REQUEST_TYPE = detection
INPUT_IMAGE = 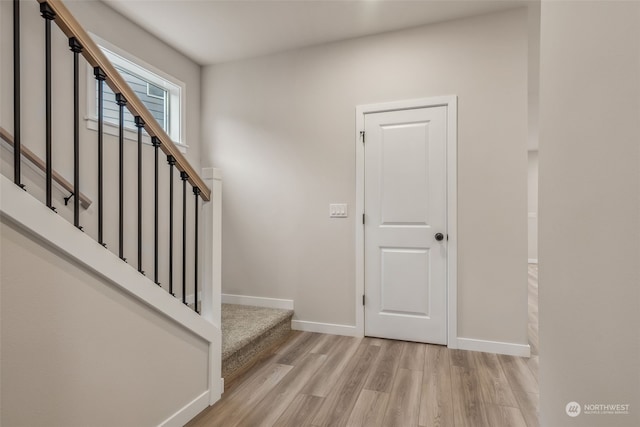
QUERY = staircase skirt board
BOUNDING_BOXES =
[222,304,294,383]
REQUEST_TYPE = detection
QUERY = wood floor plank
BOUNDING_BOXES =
[449,349,485,427]
[398,341,426,371]
[450,365,488,427]
[302,336,362,397]
[234,353,328,427]
[472,351,519,407]
[309,334,341,355]
[513,389,539,427]
[527,355,539,380]
[274,330,304,354]
[381,368,423,426]
[312,340,381,427]
[221,351,283,397]
[186,363,293,427]
[483,403,528,427]
[346,389,390,427]
[367,338,388,347]
[528,264,539,356]
[276,332,323,365]
[272,394,325,427]
[419,345,454,427]
[364,339,403,393]
[449,348,469,369]
[498,354,538,394]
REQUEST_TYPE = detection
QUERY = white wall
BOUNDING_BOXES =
[0,219,209,427]
[528,150,538,262]
[527,2,540,151]
[0,0,202,296]
[202,8,529,346]
[539,1,640,426]
[527,2,539,263]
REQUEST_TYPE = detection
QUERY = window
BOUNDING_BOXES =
[86,36,186,150]
[101,65,168,131]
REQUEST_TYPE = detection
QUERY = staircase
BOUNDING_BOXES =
[222,304,294,385]
[2,0,295,422]
[1,1,221,426]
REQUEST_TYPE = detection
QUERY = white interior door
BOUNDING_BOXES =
[364,106,448,344]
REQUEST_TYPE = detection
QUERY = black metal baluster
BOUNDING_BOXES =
[69,37,83,229]
[41,2,55,210]
[135,117,145,274]
[193,187,200,313]
[167,155,176,296]
[94,67,106,246]
[152,137,161,285]
[115,93,126,261]
[181,171,188,305]
[13,0,23,188]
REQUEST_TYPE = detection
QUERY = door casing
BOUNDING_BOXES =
[355,96,458,349]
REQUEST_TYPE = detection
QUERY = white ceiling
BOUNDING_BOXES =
[102,0,529,65]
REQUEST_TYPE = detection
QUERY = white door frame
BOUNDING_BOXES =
[355,96,458,348]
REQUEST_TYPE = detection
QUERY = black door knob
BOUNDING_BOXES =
[435,233,444,241]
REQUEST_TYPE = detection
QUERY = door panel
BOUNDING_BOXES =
[380,122,430,225]
[364,106,447,344]
[380,248,430,316]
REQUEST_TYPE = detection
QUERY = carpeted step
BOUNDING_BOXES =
[221,304,293,383]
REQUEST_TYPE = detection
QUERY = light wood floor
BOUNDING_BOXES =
[528,264,539,358]
[188,266,539,427]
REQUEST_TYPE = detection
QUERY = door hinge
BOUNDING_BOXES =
[362,294,365,306]
[360,131,365,143]
[362,213,365,225]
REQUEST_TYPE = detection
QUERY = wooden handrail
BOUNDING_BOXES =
[37,0,211,201]
[0,126,92,209]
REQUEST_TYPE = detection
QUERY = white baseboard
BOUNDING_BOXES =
[291,320,359,337]
[528,259,538,264]
[222,293,294,310]
[457,337,531,357]
[158,390,210,427]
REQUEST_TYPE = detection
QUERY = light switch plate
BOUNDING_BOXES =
[329,204,348,218]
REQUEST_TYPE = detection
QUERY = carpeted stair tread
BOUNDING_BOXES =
[222,304,293,362]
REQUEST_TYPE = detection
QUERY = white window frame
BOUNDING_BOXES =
[85,34,187,152]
